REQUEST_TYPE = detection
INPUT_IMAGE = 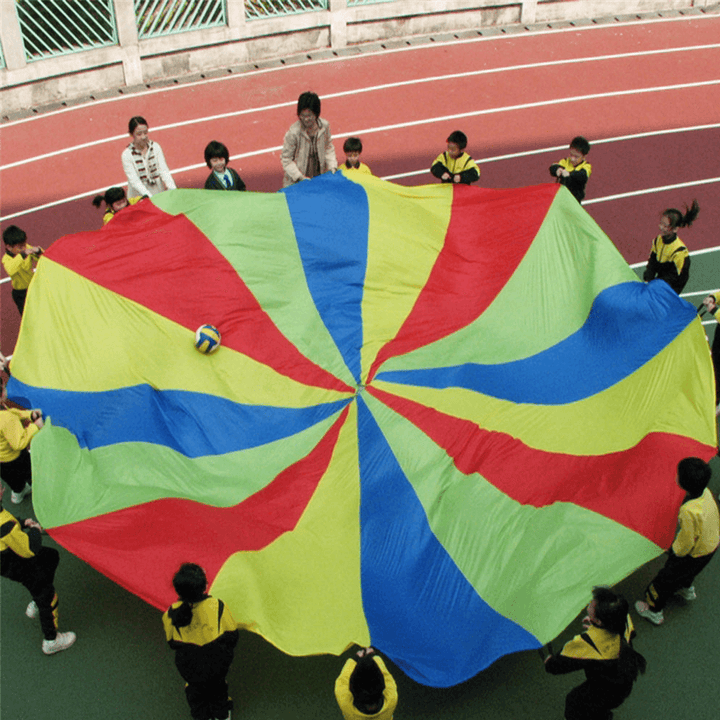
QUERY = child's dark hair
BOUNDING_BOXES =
[663,200,699,230]
[128,116,148,134]
[677,457,711,498]
[204,140,230,167]
[570,136,591,155]
[343,137,363,154]
[297,91,321,118]
[168,563,208,629]
[349,656,385,714]
[592,586,647,682]
[92,187,126,209]
[2,225,27,247]
[447,130,468,150]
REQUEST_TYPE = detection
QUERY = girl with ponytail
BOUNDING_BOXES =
[545,586,646,720]
[643,199,699,294]
[162,563,239,720]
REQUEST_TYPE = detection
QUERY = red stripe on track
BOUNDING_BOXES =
[45,200,352,392]
[368,184,555,382]
[368,387,716,548]
[47,406,349,609]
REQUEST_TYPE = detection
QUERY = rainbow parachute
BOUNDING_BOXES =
[8,173,716,686]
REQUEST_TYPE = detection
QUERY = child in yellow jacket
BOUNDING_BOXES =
[334,647,397,720]
[2,225,43,314]
[1,481,77,654]
[0,375,43,504]
[636,457,719,624]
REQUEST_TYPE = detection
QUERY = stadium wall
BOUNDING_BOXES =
[0,1,714,119]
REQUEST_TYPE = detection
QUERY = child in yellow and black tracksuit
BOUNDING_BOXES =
[163,563,239,720]
[643,200,699,295]
[431,130,480,185]
[545,586,646,720]
[1,374,43,504]
[334,646,398,720]
[549,136,592,203]
[2,225,43,315]
[636,457,719,625]
[0,482,76,654]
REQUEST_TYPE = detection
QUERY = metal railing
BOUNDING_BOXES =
[15,0,117,62]
[135,0,227,40]
[245,0,328,21]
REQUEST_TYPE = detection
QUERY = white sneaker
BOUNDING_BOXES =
[675,586,696,601]
[10,484,32,504]
[635,600,664,625]
[26,601,38,619]
[42,631,76,655]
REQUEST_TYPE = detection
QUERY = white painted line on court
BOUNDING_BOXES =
[3,43,720,171]
[2,13,718,129]
[629,244,720,269]
[586,177,720,206]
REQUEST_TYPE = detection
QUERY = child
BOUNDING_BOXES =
[430,131,480,184]
[92,187,144,225]
[0,375,43,504]
[701,291,720,414]
[204,141,246,191]
[341,137,371,174]
[636,457,719,625]
[163,563,239,720]
[642,200,699,294]
[549,136,592,203]
[121,116,176,198]
[334,646,397,720]
[545,586,646,720]
[1,477,77,655]
[2,225,43,315]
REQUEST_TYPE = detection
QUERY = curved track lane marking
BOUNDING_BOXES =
[2,13,717,129]
[3,43,719,172]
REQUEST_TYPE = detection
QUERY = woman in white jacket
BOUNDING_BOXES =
[121,116,176,198]
[281,92,337,188]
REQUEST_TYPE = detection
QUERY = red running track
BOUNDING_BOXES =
[2,14,720,351]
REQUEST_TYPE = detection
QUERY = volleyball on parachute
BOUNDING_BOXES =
[6,174,716,688]
[195,324,221,354]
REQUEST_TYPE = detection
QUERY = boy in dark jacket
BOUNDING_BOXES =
[204,141,246,191]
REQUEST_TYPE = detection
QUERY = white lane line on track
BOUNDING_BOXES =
[3,42,720,171]
[628,243,720,270]
[383,123,720,180]
[1,13,718,128]
[585,177,720,205]
[2,126,720,222]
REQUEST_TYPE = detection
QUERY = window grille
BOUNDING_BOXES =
[15,0,117,62]
[135,0,226,40]
[245,0,327,21]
